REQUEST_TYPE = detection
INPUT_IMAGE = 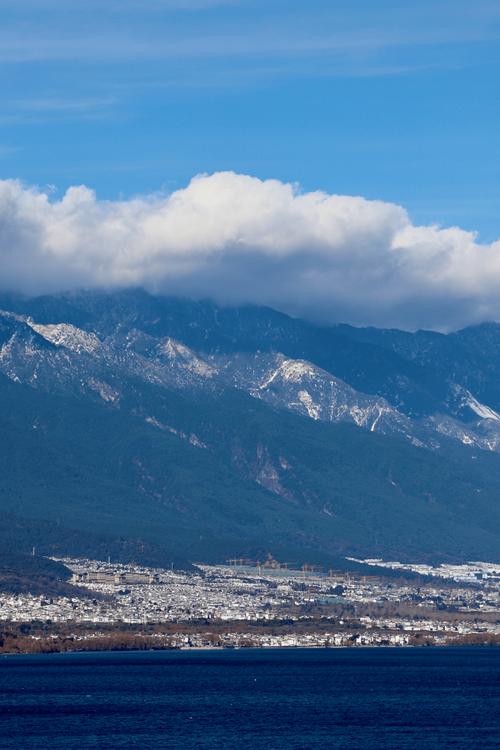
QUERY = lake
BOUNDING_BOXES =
[0,647,499,749]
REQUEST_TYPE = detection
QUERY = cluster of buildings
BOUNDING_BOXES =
[350,558,500,584]
[0,557,499,647]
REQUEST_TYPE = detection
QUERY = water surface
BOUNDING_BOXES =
[0,647,499,749]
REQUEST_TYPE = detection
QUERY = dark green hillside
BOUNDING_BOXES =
[1,368,500,566]
[0,374,324,567]
[0,551,76,596]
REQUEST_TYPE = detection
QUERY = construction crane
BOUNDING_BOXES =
[301,563,323,576]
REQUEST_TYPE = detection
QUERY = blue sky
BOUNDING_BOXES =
[0,0,499,239]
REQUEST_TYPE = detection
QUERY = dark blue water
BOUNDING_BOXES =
[0,647,499,749]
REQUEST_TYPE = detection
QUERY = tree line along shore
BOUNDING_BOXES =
[1,620,499,655]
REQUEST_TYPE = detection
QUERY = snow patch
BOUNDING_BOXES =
[88,379,119,403]
[29,322,100,354]
[466,393,500,422]
[145,417,208,449]
[370,406,392,432]
[157,338,215,377]
[298,389,321,420]
[259,358,317,389]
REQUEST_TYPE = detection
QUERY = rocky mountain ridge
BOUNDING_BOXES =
[2,296,500,454]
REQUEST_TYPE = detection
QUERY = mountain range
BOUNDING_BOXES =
[1,288,500,570]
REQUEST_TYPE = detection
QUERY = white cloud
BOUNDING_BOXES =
[1,171,499,331]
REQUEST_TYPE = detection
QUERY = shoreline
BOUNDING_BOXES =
[2,618,499,656]
[2,641,500,657]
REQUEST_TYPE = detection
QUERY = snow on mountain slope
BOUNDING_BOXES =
[465,392,500,422]
[5,303,500,456]
[0,316,114,399]
[0,313,218,409]
[213,351,413,436]
[213,349,500,452]
[424,412,500,452]
[254,355,412,434]
[28,321,101,354]
[107,328,217,388]
[155,337,216,378]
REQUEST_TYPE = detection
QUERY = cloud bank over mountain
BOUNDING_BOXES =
[0,171,499,330]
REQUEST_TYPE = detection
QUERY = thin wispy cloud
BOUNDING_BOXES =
[0,0,239,9]
[0,26,497,65]
[0,97,117,126]
[0,0,498,69]
[2,96,114,112]
[0,96,115,115]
